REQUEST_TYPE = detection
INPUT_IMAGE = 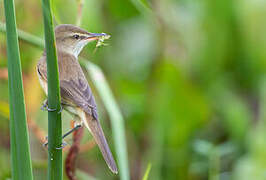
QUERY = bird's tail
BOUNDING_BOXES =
[83,113,118,174]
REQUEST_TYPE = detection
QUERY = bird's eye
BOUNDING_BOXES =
[73,34,79,39]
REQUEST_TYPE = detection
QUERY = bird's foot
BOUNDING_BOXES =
[43,137,68,149]
[40,100,49,111]
[42,123,81,149]
[55,141,68,149]
[43,136,48,147]
[57,105,63,114]
[41,99,63,114]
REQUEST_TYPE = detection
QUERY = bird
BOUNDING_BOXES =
[36,24,118,174]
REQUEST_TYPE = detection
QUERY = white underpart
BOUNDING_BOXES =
[72,40,89,58]
[76,108,91,132]
[64,106,90,131]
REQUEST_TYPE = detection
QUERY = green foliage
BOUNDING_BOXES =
[3,0,33,179]
[41,0,62,179]
[1,0,266,179]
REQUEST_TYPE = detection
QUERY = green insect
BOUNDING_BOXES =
[96,34,111,47]
[93,33,111,54]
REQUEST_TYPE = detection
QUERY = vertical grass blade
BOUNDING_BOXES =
[41,0,62,179]
[80,59,130,180]
[3,0,33,179]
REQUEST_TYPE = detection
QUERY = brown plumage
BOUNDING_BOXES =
[37,24,118,174]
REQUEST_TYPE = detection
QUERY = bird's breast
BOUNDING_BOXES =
[64,105,79,116]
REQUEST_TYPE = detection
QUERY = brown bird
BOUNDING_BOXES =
[37,24,118,174]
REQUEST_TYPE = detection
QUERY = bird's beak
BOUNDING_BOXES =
[86,33,107,40]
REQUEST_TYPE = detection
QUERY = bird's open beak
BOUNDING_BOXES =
[86,33,107,40]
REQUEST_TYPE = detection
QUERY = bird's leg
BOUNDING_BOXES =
[42,123,82,149]
[62,124,82,139]
[41,99,63,114]
[56,123,82,149]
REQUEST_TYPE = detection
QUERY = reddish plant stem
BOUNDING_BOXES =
[65,122,84,180]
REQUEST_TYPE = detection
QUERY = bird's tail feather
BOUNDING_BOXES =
[84,113,118,174]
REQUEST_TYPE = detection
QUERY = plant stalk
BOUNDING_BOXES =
[41,0,62,179]
[3,0,33,179]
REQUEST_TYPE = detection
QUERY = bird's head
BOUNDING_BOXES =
[54,24,107,58]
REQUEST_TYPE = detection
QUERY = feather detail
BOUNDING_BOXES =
[77,108,118,174]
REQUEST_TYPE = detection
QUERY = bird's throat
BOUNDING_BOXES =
[72,40,89,58]
[56,40,88,59]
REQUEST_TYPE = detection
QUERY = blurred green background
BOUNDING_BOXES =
[1,0,266,179]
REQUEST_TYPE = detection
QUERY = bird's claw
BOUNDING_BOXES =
[57,105,63,114]
[43,137,48,148]
[43,139,68,149]
[56,141,68,149]
[41,100,63,113]
[40,100,48,111]
[42,106,57,112]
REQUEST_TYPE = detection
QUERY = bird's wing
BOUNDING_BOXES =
[57,52,98,119]
[60,78,98,120]
[37,52,98,120]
